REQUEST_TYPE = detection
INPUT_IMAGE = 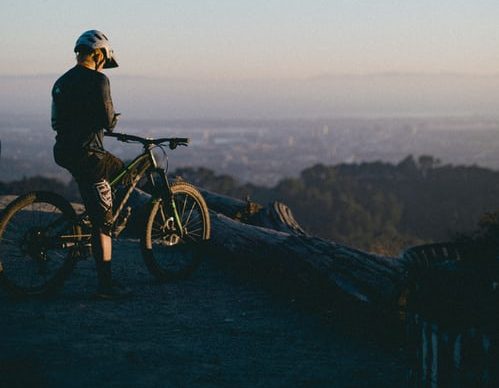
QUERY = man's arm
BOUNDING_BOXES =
[98,75,118,132]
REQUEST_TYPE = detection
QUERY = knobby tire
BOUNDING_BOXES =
[142,182,210,281]
[0,191,79,297]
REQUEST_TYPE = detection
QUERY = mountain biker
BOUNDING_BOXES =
[51,30,129,299]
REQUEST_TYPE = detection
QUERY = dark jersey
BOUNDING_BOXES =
[51,65,117,159]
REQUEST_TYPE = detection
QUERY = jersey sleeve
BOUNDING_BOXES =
[97,75,118,131]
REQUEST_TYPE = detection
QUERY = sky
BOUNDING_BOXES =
[2,1,499,118]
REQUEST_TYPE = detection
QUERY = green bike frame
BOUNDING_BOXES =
[109,142,184,238]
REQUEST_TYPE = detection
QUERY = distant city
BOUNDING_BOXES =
[1,116,499,186]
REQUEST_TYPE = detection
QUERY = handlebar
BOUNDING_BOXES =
[105,132,189,150]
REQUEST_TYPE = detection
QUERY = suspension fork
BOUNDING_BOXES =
[150,168,184,237]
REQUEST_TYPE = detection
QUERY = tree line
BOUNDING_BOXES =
[2,155,499,255]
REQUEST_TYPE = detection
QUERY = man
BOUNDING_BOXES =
[51,30,128,298]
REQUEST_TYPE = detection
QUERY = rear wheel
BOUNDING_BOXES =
[142,182,210,281]
[0,191,80,297]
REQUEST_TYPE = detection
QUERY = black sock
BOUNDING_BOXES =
[97,260,112,288]
[92,231,112,288]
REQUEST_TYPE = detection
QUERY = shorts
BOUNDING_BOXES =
[64,151,124,236]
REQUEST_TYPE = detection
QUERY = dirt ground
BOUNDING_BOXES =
[0,195,407,387]
[0,239,407,388]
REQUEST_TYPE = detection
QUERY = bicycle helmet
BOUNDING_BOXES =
[74,30,118,68]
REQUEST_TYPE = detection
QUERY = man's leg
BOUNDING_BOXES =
[93,179,115,291]
[91,180,130,298]
[92,229,113,291]
[94,230,130,298]
[80,178,116,292]
[100,232,112,262]
[75,154,128,297]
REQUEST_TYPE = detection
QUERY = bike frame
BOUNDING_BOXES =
[54,139,185,255]
[111,142,184,236]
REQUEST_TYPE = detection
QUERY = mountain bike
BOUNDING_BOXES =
[0,132,211,297]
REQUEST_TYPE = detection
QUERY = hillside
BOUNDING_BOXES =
[176,157,499,254]
[3,156,499,255]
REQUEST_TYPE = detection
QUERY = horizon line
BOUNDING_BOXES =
[2,71,499,82]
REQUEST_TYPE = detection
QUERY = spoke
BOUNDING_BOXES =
[181,195,188,218]
[47,215,68,232]
[6,252,25,260]
[186,228,203,236]
[0,238,20,245]
[152,221,164,232]
[158,204,168,225]
[51,250,66,260]
[37,261,48,279]
[28,263,38,288]
[151,230,162,239]
[6,228,23,240]
[185,219,202,230]
[5,224,25,234]
[151,229,169,239]
[153,219,165,230]
[11,216,33,232]
[183,200,196,229]
[152,226,164,234]
[185,232,202,240]
[185,230,200,239]
[5,220,26,234]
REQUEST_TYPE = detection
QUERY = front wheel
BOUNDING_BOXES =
[0,191,80,297]
[142,182,210,281]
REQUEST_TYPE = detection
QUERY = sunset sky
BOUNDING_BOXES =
[3,0,499,78]
[2,1,499,118]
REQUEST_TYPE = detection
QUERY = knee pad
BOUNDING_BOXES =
[93,179,114,235]
[93,179,113,212]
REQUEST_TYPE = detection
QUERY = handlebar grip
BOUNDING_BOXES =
[168,139,187,150]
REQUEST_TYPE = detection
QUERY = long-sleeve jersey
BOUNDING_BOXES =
[51,65,117,158]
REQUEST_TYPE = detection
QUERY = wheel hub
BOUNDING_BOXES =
[160,217,180,246]
[22,227,49,261]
